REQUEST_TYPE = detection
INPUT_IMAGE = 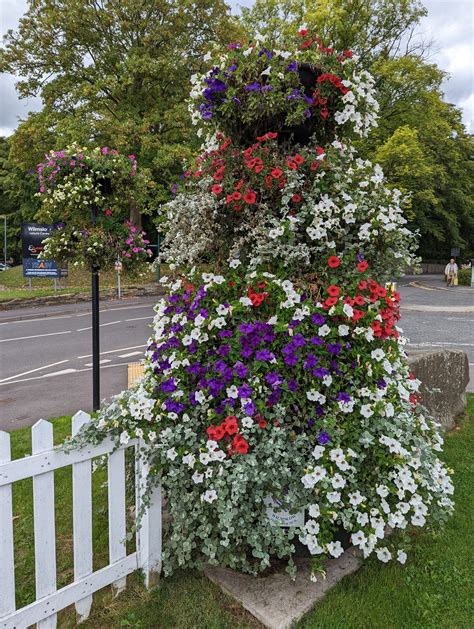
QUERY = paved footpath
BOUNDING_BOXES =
[0,276,472,430]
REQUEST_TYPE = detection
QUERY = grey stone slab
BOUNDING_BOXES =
[205,548,362,629]
[407,349,470,429]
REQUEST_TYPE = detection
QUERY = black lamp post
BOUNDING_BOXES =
[90,176,112,412]
[90,203,100,411]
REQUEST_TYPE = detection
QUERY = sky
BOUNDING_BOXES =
[0,0,473,136]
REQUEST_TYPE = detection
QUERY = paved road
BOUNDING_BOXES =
[0,276,472,430]
[0,297,158,430]
[398,275,473,392]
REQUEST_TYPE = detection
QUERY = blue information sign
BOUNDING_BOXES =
[21,223,67,278]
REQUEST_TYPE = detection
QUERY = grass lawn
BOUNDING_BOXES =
[0,264,168,302]
[7,397,473,628]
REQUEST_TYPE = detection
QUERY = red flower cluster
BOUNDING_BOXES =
[317,73,349,96]
[248,282,269,307]
[206,415,249,455]
[190,133,328,212]
[323,257,401,337]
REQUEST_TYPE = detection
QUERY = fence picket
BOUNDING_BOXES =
[136,444,162,589]
[108,447,127,595]
[72,411,93,622]
[32,419,57,629]
[0,414,163,628]
[0,432,15,619]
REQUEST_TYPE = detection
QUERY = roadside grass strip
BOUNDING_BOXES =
[6,396,473,628]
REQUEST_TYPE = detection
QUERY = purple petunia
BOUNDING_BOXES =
[311,313,326,325]
[246,82,261,91]
[318,431,330,445]
[160,378,176,393]
[234,361,248,378]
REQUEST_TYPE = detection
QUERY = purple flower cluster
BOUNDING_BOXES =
[148,280,366,441]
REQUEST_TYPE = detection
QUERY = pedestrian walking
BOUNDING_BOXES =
[444,258,458,286]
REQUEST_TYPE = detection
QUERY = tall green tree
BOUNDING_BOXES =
[1,0,240,207]
[240,0,474,259]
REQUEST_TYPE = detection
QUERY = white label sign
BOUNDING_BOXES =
[264,496,305,527]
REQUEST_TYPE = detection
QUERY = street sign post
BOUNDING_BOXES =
[115,259,123,299]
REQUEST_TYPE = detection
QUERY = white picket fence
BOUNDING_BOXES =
[0,411,162,629]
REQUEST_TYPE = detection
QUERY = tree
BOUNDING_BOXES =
[1,0,240,207]
[239,0,474,259]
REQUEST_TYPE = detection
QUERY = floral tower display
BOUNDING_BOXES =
[81,30,454,579]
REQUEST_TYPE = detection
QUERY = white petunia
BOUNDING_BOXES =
[120,431,130,445]
[327,491,341,504]
[376,547,392,563]
[312,445,325,460]
[397,550,407,564]
[343,303,354,318]
[371,348,385,361]
[351,531,367,547]
[192,471,204,484]
[227,385,239,399]
[360,404,374,418]
[166,447,178,461]
[338,324,350,336]
[201,489,218,503]
[229,258,241,268]
[308,504,321,518]
[326,540,344,558]
[318,324,331,337]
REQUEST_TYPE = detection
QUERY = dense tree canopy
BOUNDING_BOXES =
[1,0,473,262]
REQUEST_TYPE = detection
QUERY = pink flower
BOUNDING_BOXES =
[128,154,136,160]
[146,249,152,256]
[101,147,108,154]
[133,247,141,253]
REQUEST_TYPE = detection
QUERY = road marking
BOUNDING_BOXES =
[0,330,72,343]
[84,359,111,367]
[0,315,72,326]
[125,316,153,322]
[401,304,474,313]
[409,341,474,348]
[77,320,122,332]
[43,368,77,377]
[77,344,146,359]
[75,304,155,317]
[0,359,69,383]
[118,351,143,358]
[447,317,474,322]
[0,361,127,386]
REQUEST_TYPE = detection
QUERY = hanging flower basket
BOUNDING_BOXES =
[35,144,152,272]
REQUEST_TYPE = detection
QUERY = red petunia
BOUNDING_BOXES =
[291,194,302,203]
[258,420,267,429]
[293,154,305,165]
[325,297,338,307]
[211,184,223,195]
[214,425,225,440]
[327,284,340,297]
[286,159,298,170]
[271,168,283,179]
[232,191,242,201]
[328,255,341,269]
[300,38,313,49]
[225,416,238,435]
[243,190,256,204]
[255,164,264,173]
[357,280,368,290]
[298,28,309,37]
[356,260,369,272]
[267,132,278,139]
[310,160,320,171]
[207,426,217,439]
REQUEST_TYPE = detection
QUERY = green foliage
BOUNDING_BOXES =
[1,0,240,205]
[458,267,472,286]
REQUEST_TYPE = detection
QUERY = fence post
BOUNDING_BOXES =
[72,411,93,622]
[136,443,162,589]
[32,420,57,629]
[0,431,15,619]
[108,446,127,596]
